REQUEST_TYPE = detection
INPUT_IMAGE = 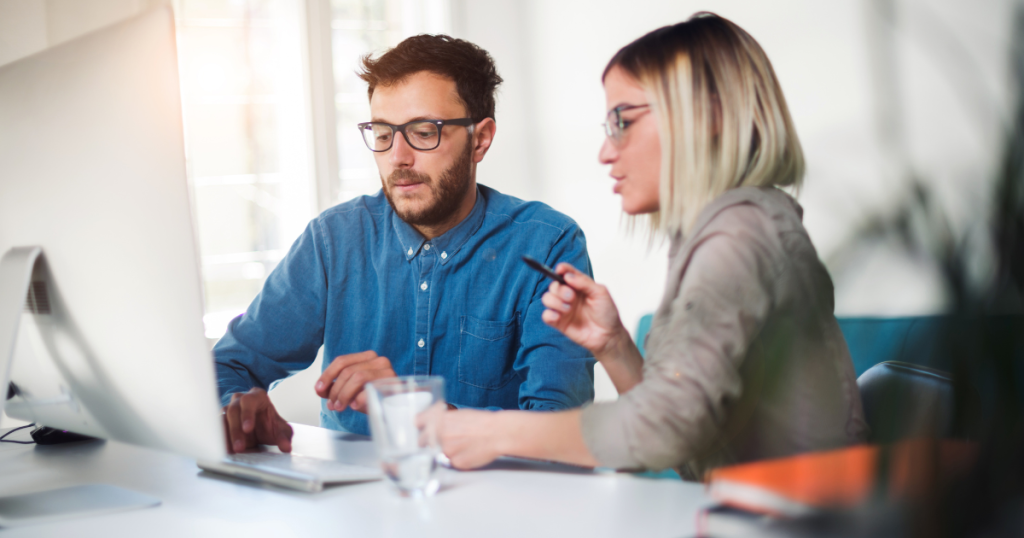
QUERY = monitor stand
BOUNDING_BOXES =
[0,247,161,528]
[0,246,41,421]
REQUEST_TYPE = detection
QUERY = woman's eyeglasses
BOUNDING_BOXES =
[602,104,650,144]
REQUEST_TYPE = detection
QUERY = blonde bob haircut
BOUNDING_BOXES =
[604,13,804,236]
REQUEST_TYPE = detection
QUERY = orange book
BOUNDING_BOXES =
[703,439,977,518]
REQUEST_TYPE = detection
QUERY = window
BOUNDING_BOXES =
[327,0,451,204]
[172,0,449,339]
[174,0,314,338]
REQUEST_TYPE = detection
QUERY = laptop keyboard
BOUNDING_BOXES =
[227,451,380,480]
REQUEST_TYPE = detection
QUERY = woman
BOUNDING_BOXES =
[439,13,868,479]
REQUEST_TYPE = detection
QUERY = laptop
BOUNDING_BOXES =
[198,450,383,492]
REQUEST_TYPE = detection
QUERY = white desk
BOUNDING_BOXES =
[0,423,712,537]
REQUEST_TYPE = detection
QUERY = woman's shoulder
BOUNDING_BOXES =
[686,187,831,306]
[668,187,813,284]
[695,187,802,234]
[681,187,800,250]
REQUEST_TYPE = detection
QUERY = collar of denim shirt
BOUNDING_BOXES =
[392,186,486,265]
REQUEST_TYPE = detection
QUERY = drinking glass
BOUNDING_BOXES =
[365,376,446,497]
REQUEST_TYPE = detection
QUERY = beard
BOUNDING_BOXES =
[381,139,474,227]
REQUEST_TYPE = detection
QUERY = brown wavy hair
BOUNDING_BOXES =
[358,34,503,121]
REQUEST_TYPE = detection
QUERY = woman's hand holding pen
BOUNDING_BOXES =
[541,263,644,393]
[540,263,628,356]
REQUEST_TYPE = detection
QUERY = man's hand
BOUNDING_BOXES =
[315,350,396,413]
[222,388,293,454]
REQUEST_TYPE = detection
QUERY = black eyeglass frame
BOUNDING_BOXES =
[603,104,650,143]
[357,117,476,152]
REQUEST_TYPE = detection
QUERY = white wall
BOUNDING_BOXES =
[0,0,46,66]
[0,0,164,64]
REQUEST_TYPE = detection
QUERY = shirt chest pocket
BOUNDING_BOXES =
[458,315,519,390]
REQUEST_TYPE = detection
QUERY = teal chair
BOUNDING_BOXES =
[639,314,1023,376]
[635,314,654,359]
[837,317,952,376]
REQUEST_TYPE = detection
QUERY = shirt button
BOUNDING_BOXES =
[417,338,425,348]
[441,251,447,260]
[424,244,431,251]
[420,282,428,291]
[407,248,413,256]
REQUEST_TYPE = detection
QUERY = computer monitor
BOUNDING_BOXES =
[0,6,224,462]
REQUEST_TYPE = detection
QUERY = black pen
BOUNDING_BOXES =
[521,255,569,287]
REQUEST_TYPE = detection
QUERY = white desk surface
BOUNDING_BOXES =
[0,423,712,538]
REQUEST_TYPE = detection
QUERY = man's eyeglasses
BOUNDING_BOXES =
[602,104,650,144]
[357,118,475,152]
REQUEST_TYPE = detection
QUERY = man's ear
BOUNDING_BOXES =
[471,118,496,164]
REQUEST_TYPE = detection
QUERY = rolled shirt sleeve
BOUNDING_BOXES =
[213,220,329,406]
[581,221,777,470]
[515,226,596,410]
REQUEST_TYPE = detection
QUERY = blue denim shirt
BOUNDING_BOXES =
[214,185,596,435]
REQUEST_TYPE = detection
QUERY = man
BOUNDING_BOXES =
[215,34,595,453]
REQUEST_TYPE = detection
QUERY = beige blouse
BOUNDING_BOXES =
[580,187,868,479]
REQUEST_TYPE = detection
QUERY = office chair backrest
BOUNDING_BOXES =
[636,314,654,359]
[857,361,956,443]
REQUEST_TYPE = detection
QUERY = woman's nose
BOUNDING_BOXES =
[598,137,618,165]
